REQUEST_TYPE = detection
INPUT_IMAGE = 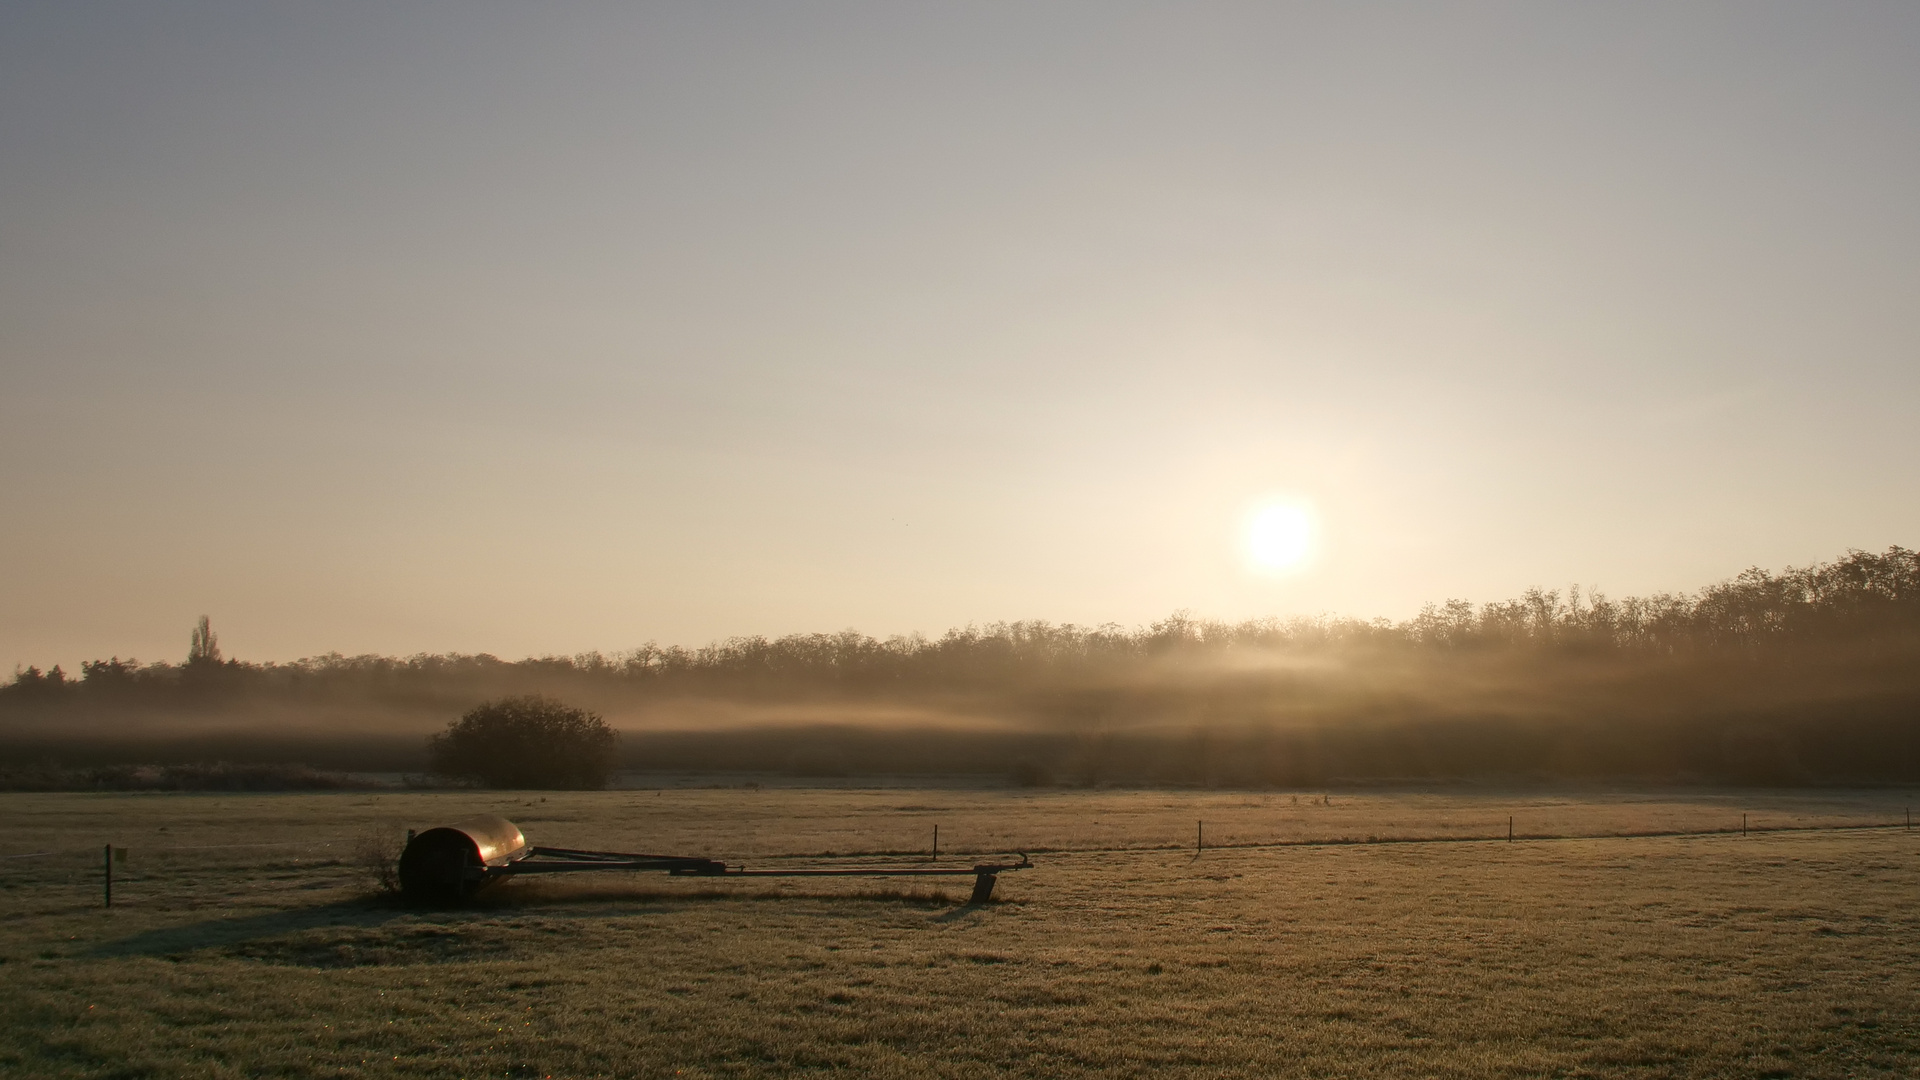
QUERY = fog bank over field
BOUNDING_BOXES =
[5,548,1917,785]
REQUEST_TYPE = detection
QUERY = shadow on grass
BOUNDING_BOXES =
[90,880,985,959]
[90,894,419,959]
[474,876,964,909]
[932,902,999,924]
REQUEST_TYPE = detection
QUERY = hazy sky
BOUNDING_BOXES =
[4,2,1918,669]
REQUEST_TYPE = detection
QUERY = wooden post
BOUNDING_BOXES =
[1197,820,1203,855]
[968,872,997,905]
[1508,817,1513,842]
[103,844,112,908]
[1742,813,1748,837]
[932,824,938,860]
[1906,807,1910,831]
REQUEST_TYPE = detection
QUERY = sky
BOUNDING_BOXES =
[4,1,1918,670]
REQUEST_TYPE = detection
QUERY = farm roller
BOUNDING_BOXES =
[397,814,1031,906]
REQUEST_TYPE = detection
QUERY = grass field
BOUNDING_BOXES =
[3,786,1918,1077]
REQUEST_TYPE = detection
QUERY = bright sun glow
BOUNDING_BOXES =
[1243,498,1317,574]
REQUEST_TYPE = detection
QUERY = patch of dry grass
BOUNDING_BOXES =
[2,788,1917,1077]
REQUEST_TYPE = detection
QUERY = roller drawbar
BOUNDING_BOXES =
[397,814,1031,907]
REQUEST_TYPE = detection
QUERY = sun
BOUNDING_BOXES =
[1242,498,1317,574]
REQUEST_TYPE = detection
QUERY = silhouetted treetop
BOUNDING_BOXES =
[187,616,221,666]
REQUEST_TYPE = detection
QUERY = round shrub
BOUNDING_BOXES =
[428,696,618,789]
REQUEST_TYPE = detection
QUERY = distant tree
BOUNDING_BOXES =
[428,695,618,789]
[187,616,221,666]
[80,657,140,688]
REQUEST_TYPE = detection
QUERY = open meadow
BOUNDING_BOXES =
[4,786,1919,1078]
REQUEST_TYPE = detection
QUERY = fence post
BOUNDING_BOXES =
[103,844,112,908]
[1742,813,1748,837]
[1197,820,1203,855]
[932,824,938,860]
[1508,816,1513,843]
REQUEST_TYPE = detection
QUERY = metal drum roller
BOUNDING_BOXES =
[396,814,531,904]
[397,814,1029,907]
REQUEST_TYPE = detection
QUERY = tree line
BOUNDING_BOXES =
[4,548,1916,786]
[7,547,1915,703]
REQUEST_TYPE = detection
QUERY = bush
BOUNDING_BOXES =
[428,696,618,789]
